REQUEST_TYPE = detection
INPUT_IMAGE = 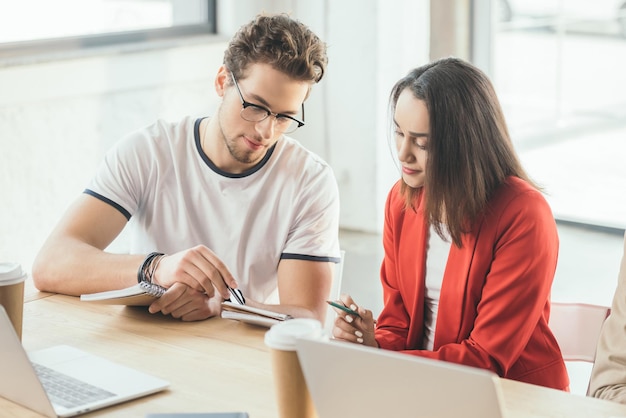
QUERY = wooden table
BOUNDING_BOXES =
[4,282,626,418]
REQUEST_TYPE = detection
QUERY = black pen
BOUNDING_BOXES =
[228,287,245,305]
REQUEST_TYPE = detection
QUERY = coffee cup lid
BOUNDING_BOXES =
[0,262,27,285]
[264,318,322,351]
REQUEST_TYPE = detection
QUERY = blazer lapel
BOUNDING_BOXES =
[433,222,482,348]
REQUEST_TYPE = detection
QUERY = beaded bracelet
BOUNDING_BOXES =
[137,252,165,283]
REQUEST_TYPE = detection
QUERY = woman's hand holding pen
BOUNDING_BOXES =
[330,294,378,347]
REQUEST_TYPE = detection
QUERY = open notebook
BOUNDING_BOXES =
[0,306,169,417]
[220,301,292,327]
[296,337,506,418]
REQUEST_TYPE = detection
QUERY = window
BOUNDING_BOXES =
[0,0,216,60]
[492,0,626,229]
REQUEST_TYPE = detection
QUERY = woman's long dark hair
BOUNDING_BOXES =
[389,57,537,247]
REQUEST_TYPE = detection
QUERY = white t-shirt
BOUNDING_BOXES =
[86,116,341,303]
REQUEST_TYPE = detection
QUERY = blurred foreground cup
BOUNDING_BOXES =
[0,262,27,340]
[264,318,322,418]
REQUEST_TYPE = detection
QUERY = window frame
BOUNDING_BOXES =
[0,0,216,62]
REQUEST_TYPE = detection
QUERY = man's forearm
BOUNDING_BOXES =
[32,237,144,296]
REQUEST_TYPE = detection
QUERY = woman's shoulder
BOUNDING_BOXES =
[385,180,426,216]
[386,180,407,207]
[496,176,544,199]
[490,176,552,216]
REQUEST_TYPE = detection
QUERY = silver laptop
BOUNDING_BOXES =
[0,305,170,417]
[296,337,506,418]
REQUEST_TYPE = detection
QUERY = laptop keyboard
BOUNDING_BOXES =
[32,362,116,409]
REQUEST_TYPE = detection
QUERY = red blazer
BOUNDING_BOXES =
[375,177,569,390]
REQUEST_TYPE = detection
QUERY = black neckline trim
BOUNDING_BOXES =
[194,117,277,179]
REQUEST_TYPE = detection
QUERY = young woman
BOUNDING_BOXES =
[331,57,569,390]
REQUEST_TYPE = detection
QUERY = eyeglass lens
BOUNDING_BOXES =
[240,105,300,133]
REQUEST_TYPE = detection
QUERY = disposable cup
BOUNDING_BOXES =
[264,318,322,418]
[0,262,27,340]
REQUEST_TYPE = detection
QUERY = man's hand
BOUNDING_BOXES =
[148,282,223,321]
[152,245,238,300]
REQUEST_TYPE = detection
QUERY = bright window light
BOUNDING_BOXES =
[0,0,209,43]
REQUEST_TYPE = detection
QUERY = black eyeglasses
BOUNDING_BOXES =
[230,71,305,134]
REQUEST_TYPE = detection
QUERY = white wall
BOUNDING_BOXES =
[217,0,429,232]
[0,0,429,268]
[326,0,429,231]
[0,40,226,267]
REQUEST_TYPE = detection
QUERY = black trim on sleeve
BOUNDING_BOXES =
[83,189,132,221]
[280,253,341,264]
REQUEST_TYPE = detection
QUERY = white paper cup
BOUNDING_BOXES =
[265,319,322,418]
[0,262,27,340]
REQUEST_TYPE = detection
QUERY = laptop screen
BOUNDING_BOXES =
[296,338,505,418]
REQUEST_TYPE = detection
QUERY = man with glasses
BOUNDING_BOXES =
[32,13,341,322]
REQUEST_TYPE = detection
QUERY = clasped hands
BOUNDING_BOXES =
[144,245,239,321]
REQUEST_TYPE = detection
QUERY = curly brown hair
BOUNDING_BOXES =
[224,13,328,84]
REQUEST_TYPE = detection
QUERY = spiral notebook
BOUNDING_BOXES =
[80,282,166,306]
